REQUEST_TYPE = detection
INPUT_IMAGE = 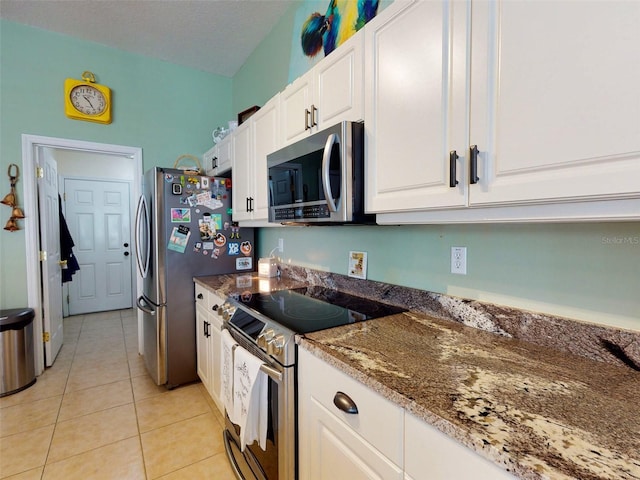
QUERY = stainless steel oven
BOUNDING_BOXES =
[222,320,295,480]
[220,287,406,480]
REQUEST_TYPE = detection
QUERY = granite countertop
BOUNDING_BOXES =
[298,312,640,480]
[194,272,640,479]
[194,273,306,297]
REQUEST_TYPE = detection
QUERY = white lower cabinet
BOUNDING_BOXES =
[404,412,515,480]
[299,349,515,480]
[298,348,404,480]
[194,284,225,413]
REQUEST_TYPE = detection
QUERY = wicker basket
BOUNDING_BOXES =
[173,154,203,175]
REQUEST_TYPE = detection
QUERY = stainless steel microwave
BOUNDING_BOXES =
[267,121,374,224]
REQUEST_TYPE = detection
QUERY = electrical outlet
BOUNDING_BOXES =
[451,246,467,275]
[278,238,284,253]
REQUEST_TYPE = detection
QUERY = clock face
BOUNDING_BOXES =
[69,85,107,116]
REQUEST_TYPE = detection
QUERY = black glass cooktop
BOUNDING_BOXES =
[234,286,406,335]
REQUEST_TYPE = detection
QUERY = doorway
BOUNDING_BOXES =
[22,134,143,374]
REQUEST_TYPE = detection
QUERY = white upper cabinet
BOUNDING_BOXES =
[204,134,233,176]
[232,95,280,225]
[231,120,253,222]
[367,0,640,223]
[469,0,640,207]
[365,0,469,213]
[281,30,364,146]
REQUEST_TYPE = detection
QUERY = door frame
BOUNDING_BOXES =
[22,134,143,375]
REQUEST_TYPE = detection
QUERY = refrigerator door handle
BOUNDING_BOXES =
[136,295,155,315]
[135,195,150,278]
[137,293,166,315]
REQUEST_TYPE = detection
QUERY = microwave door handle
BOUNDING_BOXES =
[321,133,340,212]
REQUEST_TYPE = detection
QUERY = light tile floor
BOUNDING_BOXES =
[0,309,236,480]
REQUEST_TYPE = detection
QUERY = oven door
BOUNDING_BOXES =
[223,326,296,480]
[268,121,356,223]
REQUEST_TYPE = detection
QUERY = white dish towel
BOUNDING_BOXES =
[220,329,238,423]
[233,345,268,451]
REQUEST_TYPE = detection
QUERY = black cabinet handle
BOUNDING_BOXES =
[245,197,250,212]
[197,293,204,300]
[333,391,358,414]
[449,150,459,188]
[311,104,318,127]
[203,320,208,337]
[212,156,218,169]
[305,108,311,131]
[205,321,211,338]
[212,304,219,313]
[469,145,479,184]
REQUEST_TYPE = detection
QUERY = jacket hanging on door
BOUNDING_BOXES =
[59,195,80,283]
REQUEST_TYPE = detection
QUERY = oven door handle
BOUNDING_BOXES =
[226,335,284,383]
[260,362,283,383]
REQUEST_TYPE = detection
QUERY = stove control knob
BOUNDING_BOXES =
[257,328,275,350]
[220,303,236,321]
[270,334,286,356]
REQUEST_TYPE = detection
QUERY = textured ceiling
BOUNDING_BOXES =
[0,0,297,77]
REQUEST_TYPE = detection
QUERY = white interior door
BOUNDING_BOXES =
[38,152,63,366]
[64,178,132,314]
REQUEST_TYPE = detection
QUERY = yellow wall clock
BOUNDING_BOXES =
[64,71,112,124]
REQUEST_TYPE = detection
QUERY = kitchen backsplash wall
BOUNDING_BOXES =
[280,263,640,371]
[258,224,640,332]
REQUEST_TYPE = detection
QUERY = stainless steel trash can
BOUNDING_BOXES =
[0,308,36,397]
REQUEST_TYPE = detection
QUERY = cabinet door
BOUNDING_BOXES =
[195,305,212,394]
[281,72,313,146]
[252,95,280,222]
[231,121,253,222]
[203,146,217,176]
[405,412,514,480]
[314,30,364,129]
[469,1,640,206]
[215,136,233,175]
[208,315,223,413]
[298,349,403,480]
[365,0,469,213]
[302,396,403,480]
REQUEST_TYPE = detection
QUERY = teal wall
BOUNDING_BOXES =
[0,20,232,307]
[233,5,640,331]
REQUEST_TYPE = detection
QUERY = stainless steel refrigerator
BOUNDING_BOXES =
[135,167,254,388]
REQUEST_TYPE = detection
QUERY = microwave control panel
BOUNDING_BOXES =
[272,204,330,221]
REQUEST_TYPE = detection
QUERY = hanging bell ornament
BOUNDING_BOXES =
[1,188,16,207]
[4,217,19,231]
[11,206,25,219]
